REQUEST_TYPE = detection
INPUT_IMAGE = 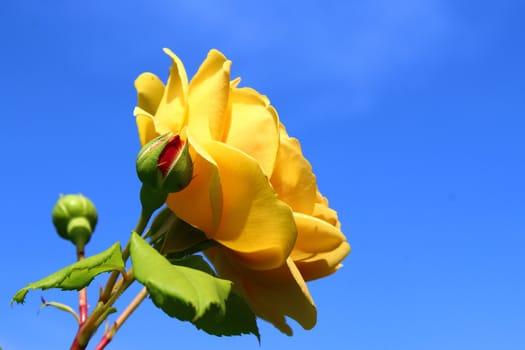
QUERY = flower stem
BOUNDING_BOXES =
[99,211,150,303]
[95,287,148,350]
[76,244,88,326]
[79,289,88,326]
[134,210,152,237]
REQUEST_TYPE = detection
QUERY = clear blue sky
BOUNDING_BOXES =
[1,0,524,349]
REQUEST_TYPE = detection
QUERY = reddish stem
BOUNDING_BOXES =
[79,288,88,326]
[94,287,147,350]
[70,333,86,350]
[95,335,111,350]
[71,244,89,349]
[77,245,89,326]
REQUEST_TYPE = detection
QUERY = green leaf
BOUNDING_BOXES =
[156,248,259,339]
[130,232,232,323]
[172,256,259,339]
[195,290,260,340]
[12,242,124,304]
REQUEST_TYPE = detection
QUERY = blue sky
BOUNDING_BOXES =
[1,0,524,349]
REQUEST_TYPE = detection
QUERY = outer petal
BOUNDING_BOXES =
[154,48,189,134]
[204,141,297,270]
[135,72,165,115]
[134,107,159,145]
[166,131,223,234]
[187,49,232,142]
[312,191,341,229]
[291,213,350,281]
[270,134,317,215]
[208,248,316,335]
[294,245,350,281]
[226,87,280,177]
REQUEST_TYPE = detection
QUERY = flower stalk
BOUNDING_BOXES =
[76,245,88,326]
[99,211,150,304]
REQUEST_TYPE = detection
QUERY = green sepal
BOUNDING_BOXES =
[168,255,217,275]
[145,207,171,239]
[159,214,210,256]
[136,133,172,187]
[12,242,124,304]
[39,299,80,324]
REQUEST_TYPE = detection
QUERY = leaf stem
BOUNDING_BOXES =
[70,269,136,350]
[95,287,148,350]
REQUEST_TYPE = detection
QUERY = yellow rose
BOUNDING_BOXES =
[134,49,350,335]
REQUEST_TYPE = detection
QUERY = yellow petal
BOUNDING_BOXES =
[134,72,165,116]
[166,131,222,234]
[204,141,297,270]
[312,191,341,228]
[154,48,189,134]
[134,107,159,145]
[291,213,350,281]
[278,122,289,137]
[270,134,317,215]
[294,245,350,281]
[187,49,232,142]
[230,76,241,88]
[208,249,316,335]
[226,87,280,176]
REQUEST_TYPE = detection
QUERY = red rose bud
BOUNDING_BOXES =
[52,194,98,248]
[136,133,193,194]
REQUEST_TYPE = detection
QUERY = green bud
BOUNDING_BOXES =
[136,133,193,194]
[52,194,98,247]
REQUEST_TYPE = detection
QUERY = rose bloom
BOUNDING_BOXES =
[134,49,350,335]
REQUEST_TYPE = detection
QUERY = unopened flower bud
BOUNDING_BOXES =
[52,194,98,247]
[136,133,193,194]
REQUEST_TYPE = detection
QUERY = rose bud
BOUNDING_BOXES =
[136,133,193,194]
[52,194,98,248]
